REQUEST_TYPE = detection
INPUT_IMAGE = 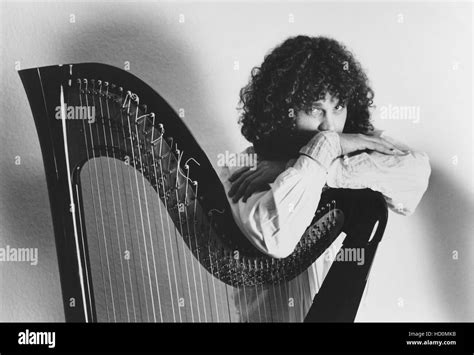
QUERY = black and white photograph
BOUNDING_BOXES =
[0,0,472,352]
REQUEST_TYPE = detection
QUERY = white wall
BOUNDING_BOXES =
[0,0,472,322]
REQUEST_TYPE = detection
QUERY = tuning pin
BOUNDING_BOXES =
[144,112,155,133]
[77,78,83,91]
[135,114,146,124]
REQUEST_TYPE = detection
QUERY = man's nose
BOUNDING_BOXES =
[318,114,335,132]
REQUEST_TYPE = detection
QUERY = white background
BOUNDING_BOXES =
[0,0,472,321]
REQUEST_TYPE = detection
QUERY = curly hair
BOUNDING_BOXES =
[237,35,375,160]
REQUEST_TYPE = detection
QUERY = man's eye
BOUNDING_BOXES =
[335,104,345,112]
[312,107,323,116]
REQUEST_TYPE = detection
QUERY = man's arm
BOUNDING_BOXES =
[218,132,341,258]
[326,133,431,215]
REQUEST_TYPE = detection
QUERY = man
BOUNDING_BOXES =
[218,35,431,322]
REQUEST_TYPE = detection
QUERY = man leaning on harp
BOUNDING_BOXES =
[219,35,431,322]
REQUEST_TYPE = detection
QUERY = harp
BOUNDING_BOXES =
[19,63,387,322]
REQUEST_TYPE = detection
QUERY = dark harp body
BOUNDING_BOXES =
[19,63,380,322]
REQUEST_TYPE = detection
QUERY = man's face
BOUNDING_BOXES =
[295,93,347,134]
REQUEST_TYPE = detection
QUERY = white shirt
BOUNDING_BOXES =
[218,131,431,259]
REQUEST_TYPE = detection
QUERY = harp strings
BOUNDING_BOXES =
[117,86,147,322]
[96,80,131,322]
[174,145,233,322]
[171,144,199,322]
[150,120,179,322]
[180,155,210,322]
[125,91,172,322]
[72,76,321,323]
[160,136,196,322]
[129,92,164,322]
[101,82,137,322]
[79,80,148,322]
[92,79,122,322]
[179,152,204,322]
[78,79,114,322]
[75,79,233,322]
[206,209,233,322]
[153,106,227,322]
[155,134,187,322]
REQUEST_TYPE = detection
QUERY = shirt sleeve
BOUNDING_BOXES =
[326,132,431,216]
[218,132,342,258]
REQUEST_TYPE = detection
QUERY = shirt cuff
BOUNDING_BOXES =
[298,131,342,170]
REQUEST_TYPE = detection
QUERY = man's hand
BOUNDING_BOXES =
[338,133,409,156]
[228,160,288,203]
